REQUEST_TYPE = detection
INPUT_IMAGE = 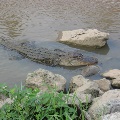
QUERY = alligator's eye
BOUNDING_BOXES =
[73,52,83,58]
[59,55,62,57]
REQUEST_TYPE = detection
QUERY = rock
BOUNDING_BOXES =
[88,89,120,120]
[83,111,92,120]
[0,93,7,100]
[94,78,111,92]
[81,65,100,77]
[112,78,120,88]
[0,98,13,109]
[25,69,66,92]
[75,81,100,98]
[69,75,100,98]
[102,69,120,88]
[69,75,89,93]
[102,69,120,79]
[64,92,92,120]
[102,112,120,120]
[58,29,109,48]
[0,94,13,109]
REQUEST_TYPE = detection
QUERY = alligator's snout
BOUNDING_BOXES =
[59,55,98,66]
[82,56,98,65]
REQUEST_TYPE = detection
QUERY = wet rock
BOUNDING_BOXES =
[88,89,120,120]
[94,78,111,92]
[102,69,120,79]
[25,68,66,92]
[58,29,109,48]
[81,65,100,77]
[69,75,89,93]
[102,112,120,120]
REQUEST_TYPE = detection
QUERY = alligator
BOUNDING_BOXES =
[0,36,98,66]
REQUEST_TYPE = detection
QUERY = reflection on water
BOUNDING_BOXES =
[0,0,120,87]
[61,42,110,55]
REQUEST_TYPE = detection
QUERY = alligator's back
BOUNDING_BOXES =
[0,37,65,65]
[0,37,98,66]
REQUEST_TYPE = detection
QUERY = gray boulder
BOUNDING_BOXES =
[25,69,66,92]
[58,29,109,48]
[88,89,120,120]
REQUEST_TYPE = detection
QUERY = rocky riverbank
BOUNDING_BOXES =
[1,68,120,120]
[26,68,120,120]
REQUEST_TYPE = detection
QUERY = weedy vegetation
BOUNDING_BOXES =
[0,84,89,120]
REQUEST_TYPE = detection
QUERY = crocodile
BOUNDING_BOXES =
[0,36,98,66]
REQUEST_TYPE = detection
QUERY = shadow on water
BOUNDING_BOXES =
[32,40,110,56]
[58,41,110,55]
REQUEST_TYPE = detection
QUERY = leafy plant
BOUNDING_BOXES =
[0,84,88,120]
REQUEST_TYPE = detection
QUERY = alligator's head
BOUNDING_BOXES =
[59,52,98,66]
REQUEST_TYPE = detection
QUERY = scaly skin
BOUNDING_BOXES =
[0,36,98,66]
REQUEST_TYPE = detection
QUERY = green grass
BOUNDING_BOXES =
[0,84,88,120]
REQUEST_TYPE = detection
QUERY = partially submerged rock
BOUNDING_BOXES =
[58,29,109,48]
[81,65,100,77]
[88,89,120,120]
[25,69,66,92]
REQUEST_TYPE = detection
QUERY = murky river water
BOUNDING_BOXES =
[0,0,120,87]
